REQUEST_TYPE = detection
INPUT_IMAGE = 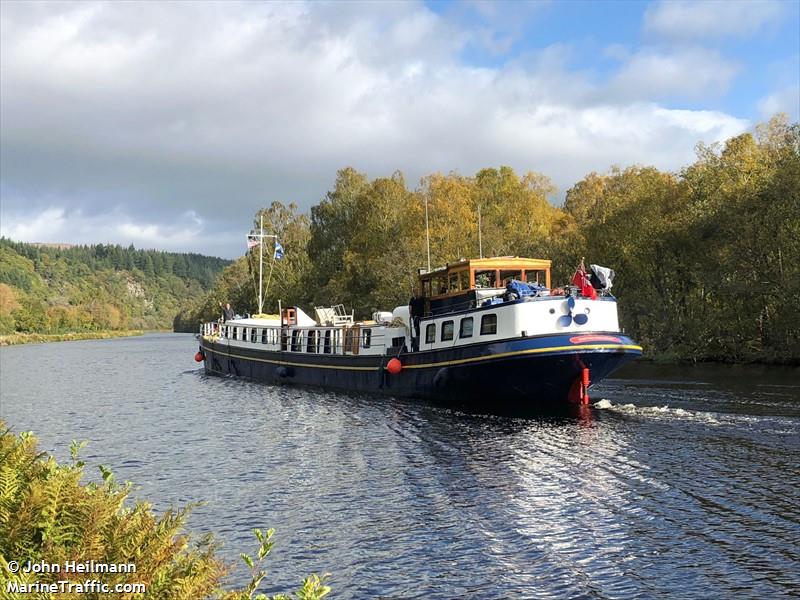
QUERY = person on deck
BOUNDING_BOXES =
[408,292,425,351]
[220,302,235,323]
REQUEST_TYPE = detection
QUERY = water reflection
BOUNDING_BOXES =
[1,335,798,598]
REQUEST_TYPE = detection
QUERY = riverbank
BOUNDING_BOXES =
[0,330,149,346]
[638,349,799,367]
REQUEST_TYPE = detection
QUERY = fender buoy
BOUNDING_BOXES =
[276,366,294,378]
[386,358,402,374]
[194,351,204,362]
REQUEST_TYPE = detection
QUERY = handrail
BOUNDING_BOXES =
[202,320,399,355]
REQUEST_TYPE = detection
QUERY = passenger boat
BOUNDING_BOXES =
[197,251,642,407]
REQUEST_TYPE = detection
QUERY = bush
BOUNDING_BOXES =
[0,423,330,599]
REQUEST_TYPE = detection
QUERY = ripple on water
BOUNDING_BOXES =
[1,334,799,598]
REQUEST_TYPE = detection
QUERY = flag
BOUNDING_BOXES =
[247,236,260,249]
[572,258,596,299]
[274,241,284,260]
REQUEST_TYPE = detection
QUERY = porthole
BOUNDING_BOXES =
[549,308,555,314]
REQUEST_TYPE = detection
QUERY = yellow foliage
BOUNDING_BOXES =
[0,283,18,316]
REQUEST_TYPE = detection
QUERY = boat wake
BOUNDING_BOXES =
[593,399,800,438]
[593,398,721,424]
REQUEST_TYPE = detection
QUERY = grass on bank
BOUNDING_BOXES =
[0,423,331,599]
[0,330,157,346]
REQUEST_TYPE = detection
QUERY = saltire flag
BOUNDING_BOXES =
[247,235,260,249]
[572,258,597,299]
[274,241,284,260]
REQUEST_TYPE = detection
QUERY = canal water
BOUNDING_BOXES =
[1,333,798,598]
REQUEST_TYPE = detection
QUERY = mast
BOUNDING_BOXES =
[248,216,276,315]
[258,214,264,315]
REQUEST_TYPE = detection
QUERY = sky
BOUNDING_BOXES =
[1,0,798,259]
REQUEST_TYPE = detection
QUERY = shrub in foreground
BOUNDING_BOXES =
[0,422,330,599]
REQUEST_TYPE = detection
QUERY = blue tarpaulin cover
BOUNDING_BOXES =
[505,279,547,299]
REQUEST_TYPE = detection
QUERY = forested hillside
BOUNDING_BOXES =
[180,115,799,364]
[0,240,229,335]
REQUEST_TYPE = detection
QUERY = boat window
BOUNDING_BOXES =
[474,270,498,288]
[459,270,470,290]
[433,274,448,295]
[322,329,333,354]
[234,327,240,341]
[441,320,454,341]
[425,323,436,344]
[362,328,371,349]
[500,270,523,285]
[423,280,432,297]
[448,273,459,293]
[481,314,498,335]
[525,270,546,285]
[291,330,302,351]
[306,330,317,353]
[281,330,288,351]
[391,336,406,350]
[261,329,268,344]
[460,317,473,338]
[250,328,256,342]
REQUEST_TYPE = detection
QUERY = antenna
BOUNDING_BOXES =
[478,203,483,259]
[424,194,431,272]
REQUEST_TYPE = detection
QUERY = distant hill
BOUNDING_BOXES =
[0,238,230,335]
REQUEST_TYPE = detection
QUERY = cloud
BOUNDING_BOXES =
[607,47,739,101]
[0,205,237,256]
[1,1,750,257]
[757,85,800,120]
[643,0,784,40]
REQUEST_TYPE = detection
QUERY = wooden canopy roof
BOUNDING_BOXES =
[418,256,552,297]
[419,257,551,277]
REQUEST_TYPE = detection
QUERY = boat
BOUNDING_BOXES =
[196,238,642,408]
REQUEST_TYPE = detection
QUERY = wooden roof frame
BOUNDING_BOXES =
[418,257,552,298]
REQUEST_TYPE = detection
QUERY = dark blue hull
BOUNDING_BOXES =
[200,332,641,407]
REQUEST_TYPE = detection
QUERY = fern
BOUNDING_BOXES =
[0,421,331,599]
[0,464,20,525]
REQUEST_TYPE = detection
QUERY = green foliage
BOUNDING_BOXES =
[0,239,230,335]
[564,115,799,363]
[183,116,798,364]
[0,423,331,599]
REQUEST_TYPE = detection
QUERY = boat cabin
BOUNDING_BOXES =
[418,257,551,316]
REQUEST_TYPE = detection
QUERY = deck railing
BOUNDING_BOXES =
[200,321,404,355]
